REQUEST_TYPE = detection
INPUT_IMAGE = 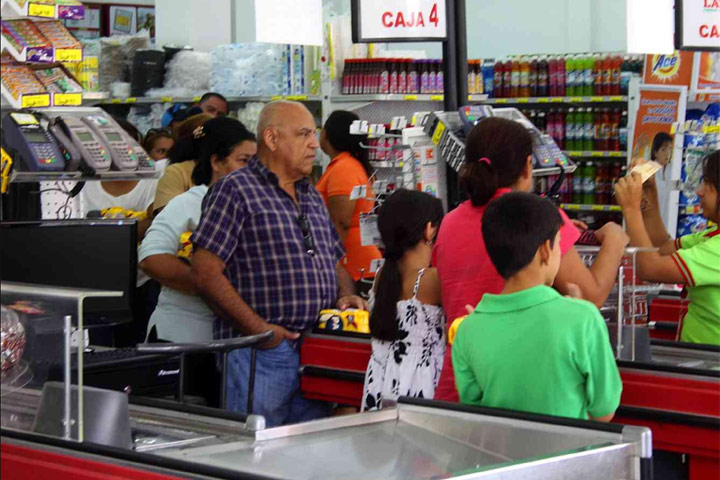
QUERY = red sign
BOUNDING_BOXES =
[643,51,695,87]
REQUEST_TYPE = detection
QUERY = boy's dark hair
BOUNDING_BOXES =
[322,110,372,176]
[370,189,444,341]
[191,117,255,186]
[650,132,673,161]
[460,117,534,207]
[482,192,564,279]
[702,150,719,211]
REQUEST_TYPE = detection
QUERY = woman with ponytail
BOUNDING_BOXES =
[318,110,382,288]
[433,117,630,401]
[139,117,256,342]
[362,189,445,411]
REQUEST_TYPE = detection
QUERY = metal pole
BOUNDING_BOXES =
[617,266,624,359]
[63,315,72,440]
[177,354,185,403]
[221,352,228,409]
[247,347,257,414]
[442,0,458,112]
[454,0,468,107]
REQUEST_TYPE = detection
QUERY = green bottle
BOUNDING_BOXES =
[583,161,596,204]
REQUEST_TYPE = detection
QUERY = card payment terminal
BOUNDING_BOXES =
[1,113,65,172]
[49,116,112,172]
[81,115,138,171]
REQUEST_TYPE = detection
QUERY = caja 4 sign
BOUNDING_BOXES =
[352,0,447,43]
[677,0,720,50]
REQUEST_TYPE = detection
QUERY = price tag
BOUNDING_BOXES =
[609,152,623,157]
[271,95,283,101]
[591,205,605,211]
[111,98,122,104]
[28,2,56,17]
[537,97,549,103]
[608,96,624,101]
[517,97,529,103]
[494,98,508,104]
[349,185,368,200]
[550,97,564,103]
[192,96,201,102]
[54,48,82,62]
[431,121,446,145]
[404,95,418,101]
[430,94,443,101]
[569,97,583,103]
[161,96,173,103]
[563,204,581,210]
[125,97,137,103]
[286,94,308,101]
[590,96,603,102]
[53,93,82,106]
[21,94,50,108]
[591,151,604,157]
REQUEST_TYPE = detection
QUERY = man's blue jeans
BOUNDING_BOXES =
[226,339,332,427]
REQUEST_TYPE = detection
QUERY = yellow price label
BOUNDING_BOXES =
[404,95,418,101]
[550,97,564,103]
[286,94,308,101]
[192,96,201,102]
[431,122,446,146]
[517,97,529,103]
[54,48,82,62]
[609,96,624,101]
[494,98,507,104]
[28,2,56,17]
[537,98,550,103]
[125,97,137,104]
[569,97,584,102]
[53,93,82,106]
[111,98,122,104]
[590,96,604,102]
[703,125,720,134]
[609,152,623,157]
[21,94,50,108]
[270,95,283,101]
[430,94,443,101]
[591,205,605,211]
[161,96,173,103]
[563,204,581,210]
[591,151,604,157]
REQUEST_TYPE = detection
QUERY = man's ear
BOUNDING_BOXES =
[538,239,552,265]
[263,128,278,152]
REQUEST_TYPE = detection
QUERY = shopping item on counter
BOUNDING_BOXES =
[98,32,150,91]
[631,160,662,183]
[34,20,81,50]
[1,19,52,62]
[1,64,47,97]
[33,66,82,93]
[317,309,370,333]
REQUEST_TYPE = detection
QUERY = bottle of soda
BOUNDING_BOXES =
[620,55,631,95]
[397,59,407,93]
[483,59,494,97]
[437,59,445,94]
[538,56,549,97]
[609,108,621,151]
[537,110,547,133]
[593,54,604,95]
[520,58,530,97]
[565,108,576,151]
[467,59,476,95]
[529,56,538,97]
[583,108,594,152]
[476,60,484,94]
[503,59,513,98]
[566,55,577,96]
[556,108,566,150]
[557,56,566,96]
[602,56,612,95]
[408,60,419,94]
[380,59,390,94]
[594,107,604,151]
[611,56,622,95]
[584,55,594,96]
[547,109,556,139]
[342,59,350,95]
[494,59,504,98]
[619,109,628,151]
[510,58,520,98]
[563,173,572,203]
[602,108,612,151]
[573,161,585,203]
[583,161,596,204]
[595,163,607,204]
[549,56,558,97]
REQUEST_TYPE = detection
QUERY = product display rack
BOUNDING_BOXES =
[82,94,322,106]
[330,94,489,103]
[561,203,622,212]
[476,95,627,105]
[0,0,84,20]
[564,150,626,158]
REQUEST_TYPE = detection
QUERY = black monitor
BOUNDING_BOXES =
[0,220,137,325]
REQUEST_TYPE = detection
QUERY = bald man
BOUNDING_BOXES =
[192,101,365,426]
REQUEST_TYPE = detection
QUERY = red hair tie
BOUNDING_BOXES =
[478,157,491,165]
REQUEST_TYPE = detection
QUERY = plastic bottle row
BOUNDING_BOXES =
[342,58,444,96]
[470,53,644,99]
[537,160,627,205]
[520,107,628,152]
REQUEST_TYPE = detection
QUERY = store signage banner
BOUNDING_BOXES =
[697,52,720,89]
[351,0,447,43]
[642,51,695,86]
[676,0,720,50]
[631,89,683,161]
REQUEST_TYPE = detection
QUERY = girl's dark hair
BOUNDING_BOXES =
[459,117,533,207]
[168,113,213,165]
[191,117,256,186]
[702,150,720,212]
[323,110,371,176]
[370,190,444,342]
[142,128,174,153]
[651,132,673,161]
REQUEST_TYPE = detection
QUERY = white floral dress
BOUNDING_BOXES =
[362,268,446,411]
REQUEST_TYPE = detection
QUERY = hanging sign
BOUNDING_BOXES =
[675,0,720,51]
[642,51,695,86]
[351,0,447,43]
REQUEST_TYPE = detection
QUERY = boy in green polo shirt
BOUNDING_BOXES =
[452,192,622,422]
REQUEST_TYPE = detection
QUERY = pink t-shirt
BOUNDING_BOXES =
[431,188,581,401]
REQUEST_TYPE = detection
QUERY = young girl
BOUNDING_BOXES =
[362,190,445,411]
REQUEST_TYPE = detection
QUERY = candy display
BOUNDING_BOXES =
[34,20,81,50]
[1,306,26,375]
[1,19,52,62]
[1,64,46,97]
[34,66,82,93]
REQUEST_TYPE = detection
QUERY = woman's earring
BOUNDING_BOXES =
[426,239,433,246]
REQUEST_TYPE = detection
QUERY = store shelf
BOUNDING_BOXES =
[84,94,321,106]
[564,151,626,158]
[477,95,628,105]
[533,164,577,177]
[331,94,446,103]
[1,0,84,20]
[10,169,162,183]
[561,203,622,212]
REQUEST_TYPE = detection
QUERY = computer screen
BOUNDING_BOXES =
[0,220,138,324]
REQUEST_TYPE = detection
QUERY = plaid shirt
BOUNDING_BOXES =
[192,156,345,338]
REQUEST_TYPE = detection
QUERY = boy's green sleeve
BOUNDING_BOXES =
[452,324,483,405]
[584,311,623,419]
